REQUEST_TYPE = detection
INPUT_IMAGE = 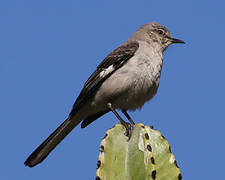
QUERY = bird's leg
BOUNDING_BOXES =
[107,103,133,140]
[122,110,135,125]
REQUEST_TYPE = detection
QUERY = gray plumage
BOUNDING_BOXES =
[24,22,184,167]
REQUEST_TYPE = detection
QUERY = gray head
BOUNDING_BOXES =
[131,22,184,50]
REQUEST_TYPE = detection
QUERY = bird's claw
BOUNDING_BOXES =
[123,122,134,141]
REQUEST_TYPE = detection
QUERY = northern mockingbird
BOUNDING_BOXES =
[24,22,184,167]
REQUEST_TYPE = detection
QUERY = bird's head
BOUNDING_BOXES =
[134,22,185,51]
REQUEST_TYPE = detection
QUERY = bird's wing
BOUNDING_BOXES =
[70,41,139,116]
[24,41,139,167]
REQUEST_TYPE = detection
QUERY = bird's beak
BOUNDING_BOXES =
[170,37,185,44]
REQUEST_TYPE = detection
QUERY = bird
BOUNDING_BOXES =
[24,22,184,167]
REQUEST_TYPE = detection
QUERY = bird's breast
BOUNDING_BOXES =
[93,42,163,110]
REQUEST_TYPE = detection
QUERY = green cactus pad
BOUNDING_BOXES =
[96,123,181,180]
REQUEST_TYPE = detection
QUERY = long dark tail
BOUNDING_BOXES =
[24,117,81,167]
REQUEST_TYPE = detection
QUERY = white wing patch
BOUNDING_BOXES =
[99,65,114,78]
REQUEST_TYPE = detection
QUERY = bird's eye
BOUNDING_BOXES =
[157,29,164,35]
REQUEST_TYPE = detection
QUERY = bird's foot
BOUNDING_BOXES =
[123,122,134,141]
[107,103,134,141]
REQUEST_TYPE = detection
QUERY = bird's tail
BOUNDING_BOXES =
[24,116,81,167]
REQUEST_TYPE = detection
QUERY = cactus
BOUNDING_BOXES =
[96,123,182,180]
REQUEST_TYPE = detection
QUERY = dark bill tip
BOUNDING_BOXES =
[171,38,185,44]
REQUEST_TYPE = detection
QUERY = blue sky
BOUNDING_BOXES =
[1,0,224,179]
